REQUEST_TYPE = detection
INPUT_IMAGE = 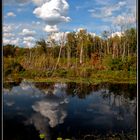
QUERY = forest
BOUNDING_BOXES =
[3,27,137,83]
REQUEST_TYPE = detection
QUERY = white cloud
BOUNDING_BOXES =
[6,12,16,17]
[3,24,20,45]
[33,0,70,25]
[3,24,13,32]
[23,36,36,48]
[36,21,41,25]
[3,38,20,45]
[33,0,71,33]
[44,25,59,32]
[3,38,10,44]
[47,32,68,44]
[89,32,96,37]
[32,21,41,25]
[23,41,35,48]
[32,0,47,5]
[113,14,136,26]
[95,0,112,6]
[17,8,27,12]
[21,28,36,36]
[90,1,126,18]
[4,0,30,5]
[3,32,15,38]
[23,36,35,42]
[109,31,123,38]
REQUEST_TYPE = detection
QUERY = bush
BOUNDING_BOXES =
[4,58,25,77]
[53,69,68,77]
[109,58,123,70]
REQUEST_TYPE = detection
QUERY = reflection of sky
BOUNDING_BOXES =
[32,96,68,128]
[25,113,51,140]
[4,81,69,140]
[67,91,136,133]
[27,83,69,140]
[4,81,137,138]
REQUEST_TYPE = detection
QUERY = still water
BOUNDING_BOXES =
[3,81,137,140]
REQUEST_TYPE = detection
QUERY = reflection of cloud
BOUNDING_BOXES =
[5,100,15,106]
[32,96,68,127]
[3,88,10,94]
[87,104,111,114]
[93,116,113,128]
[25,113,51,140]
[23,82,69,140]
[8,80,42,95]
[53,83,67,97]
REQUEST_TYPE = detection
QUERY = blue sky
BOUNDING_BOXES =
[3,0,136,47]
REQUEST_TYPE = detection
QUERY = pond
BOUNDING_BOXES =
[3,80,137,140]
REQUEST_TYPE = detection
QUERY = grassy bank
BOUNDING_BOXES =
[4,70,136,84]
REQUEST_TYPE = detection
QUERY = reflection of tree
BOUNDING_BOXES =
[108,83,137,100]
[101,83,137,126]
[3,82,20,90]
[34,82,55,91]
[66,83,101,99]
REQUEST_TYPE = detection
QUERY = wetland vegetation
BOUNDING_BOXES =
[3,28,137,84]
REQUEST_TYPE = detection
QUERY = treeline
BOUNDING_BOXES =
[3,27,137,81]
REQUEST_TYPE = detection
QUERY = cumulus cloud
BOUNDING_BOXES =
[109,31,123,38]
[3,24,18,45]
[89,0,136,29]
[3,38,20,45]
[33,0,70,25]
[33,0,71,33]
[44,25,59,32]
[32,21,41,25]
[23,36,35,47]
[6,12,16,17]
[32,0,47,5]
[3,24,13,33]
[21,28,36,36]
[113,14,136,26]
[89,1,126,18]
[4,0,30,5]
[95,0,112,6]
[47,32,68,44]
[23,36,35,42]
[3,32,15,38]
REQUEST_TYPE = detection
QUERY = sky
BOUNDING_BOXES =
[3,0,137,47]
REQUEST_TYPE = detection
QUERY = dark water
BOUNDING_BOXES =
[3,81,137,140]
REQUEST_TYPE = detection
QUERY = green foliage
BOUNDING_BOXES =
[53,69,68,77]
[39,133,45,139]
[4,57,25,77]
[109,58,123,70]
[3,27,137,83]
[57,137,63,140]
[108,56,136,71]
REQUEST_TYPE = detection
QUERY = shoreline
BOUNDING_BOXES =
[4,76,136,84]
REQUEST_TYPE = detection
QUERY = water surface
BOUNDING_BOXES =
[3,81,137,140]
